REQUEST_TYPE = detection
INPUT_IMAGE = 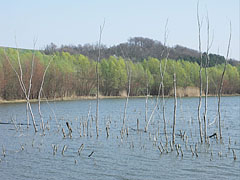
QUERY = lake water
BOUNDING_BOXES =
[0,96,239,179]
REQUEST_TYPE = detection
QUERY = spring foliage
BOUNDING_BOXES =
[0,48,239,100]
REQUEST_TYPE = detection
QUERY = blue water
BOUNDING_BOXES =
[0,96,239,179]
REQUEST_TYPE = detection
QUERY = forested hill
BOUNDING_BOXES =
[0,46,240,101]
[44,37,239,67]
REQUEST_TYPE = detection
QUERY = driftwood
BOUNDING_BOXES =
[209,133,217,138]
[88,151,94,157]
[66,122,72,138]
[78,144,84,155]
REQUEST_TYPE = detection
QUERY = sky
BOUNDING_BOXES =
[0,0,239,60]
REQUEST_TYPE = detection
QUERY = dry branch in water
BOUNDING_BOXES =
[145,19,169,133]
[172,72,177,145]
[122,59,131,132]
[61,145,67,155]
[197,1,203,143]
[66,122,73,138]
[4,40,38,132]
[203,13,214,143]
[78,144,84,155]
[217,22,231,140]
[38,56,54,132]
[96,20,105,137]
[88,151,94,157]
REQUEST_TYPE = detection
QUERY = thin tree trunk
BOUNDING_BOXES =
[197,1,203,143]
[172,72,177,144]
[218,22,231,141]
[203,14,213,142]
[122,61,131,128]
[96,20,105,137]
[145,19,169,133]
[145,81,162,132]
[145,79,149,123]
[160,54,169,145]
[27,40,37,128]
[26,103,29,128]
[203,67,208,142]
[4,46,38,132]
[160,20,169,144]
[38,57,53,132]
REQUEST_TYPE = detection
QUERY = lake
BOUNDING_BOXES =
[0,96,239,179]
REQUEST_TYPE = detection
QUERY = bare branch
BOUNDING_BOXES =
[218,21,232,140]
[197,0,203,143]
[96,19,105,137]
[38,56,54,132]
[4,47,38,132]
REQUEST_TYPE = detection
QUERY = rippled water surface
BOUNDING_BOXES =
[0,96,239,179]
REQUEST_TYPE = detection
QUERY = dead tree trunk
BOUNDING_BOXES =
[96,20,105,137]
[26,42,36,128]
[4,44,38,132]
[145,83,162,132]
[160,20,169,145]
[122,60,131,128]
[203,14,213,143]
[145,19,169,133]
[38,57,54,132]
[119,44,132,135]
[218,22,231,141]
[197,2,203,143]
[145,71,149,123]
[172,72,177,144]
[160,58,168,144]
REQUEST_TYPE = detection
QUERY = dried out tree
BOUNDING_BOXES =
[122,59,131,130]
[172,70,177,144]
[4,39,38,132]
[203,14,214,142]
[218,22,232,140]
[38,56,54,132]
[197,1,203,143]
[145,19,169,136]
[96,20,105,137]
[159,21,170,144]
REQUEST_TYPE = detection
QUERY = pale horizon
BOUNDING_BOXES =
[1,0,239,60]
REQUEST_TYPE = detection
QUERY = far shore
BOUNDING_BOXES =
[0,94,239,104]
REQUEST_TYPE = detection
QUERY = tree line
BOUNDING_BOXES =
[44,37,239,66]
[0,47,239,100]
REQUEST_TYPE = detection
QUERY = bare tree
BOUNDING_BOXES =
[38,56,54,132]
[145,20,169,133]
[96,20,105,137]
[159,20,169,145]
[203,13,214,142]
[218,22,231,140]
[122,59,131,129]
[172,70,177,144]
[145,69,149,123]
[26,39,37,128]
[119,44,132,135]
[4,39,38,132]
[197,1,203,143]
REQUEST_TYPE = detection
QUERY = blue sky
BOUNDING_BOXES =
[0,0,239,60]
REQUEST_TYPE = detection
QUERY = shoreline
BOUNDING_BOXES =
[0,94,239,104]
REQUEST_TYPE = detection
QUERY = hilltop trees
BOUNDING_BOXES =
[0,47,239,101]
[43,37,239,66]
